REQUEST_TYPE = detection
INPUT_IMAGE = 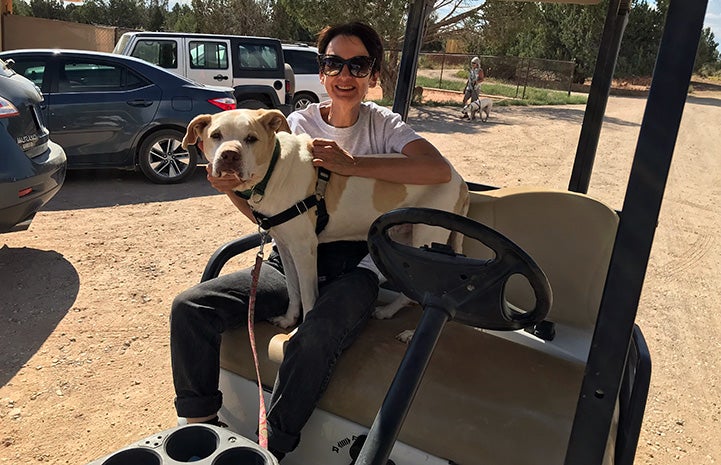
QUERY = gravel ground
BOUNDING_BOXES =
[1,88,720,465]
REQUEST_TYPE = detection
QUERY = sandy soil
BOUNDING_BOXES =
[1,88,720,465]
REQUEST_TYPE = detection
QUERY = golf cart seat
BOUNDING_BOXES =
[207,187,647,465]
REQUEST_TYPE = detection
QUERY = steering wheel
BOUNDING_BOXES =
[367,208,552,331]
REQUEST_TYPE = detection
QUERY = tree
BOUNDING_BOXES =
[269,0,314,42]
[475,1,537,56]
[68,0,145,28]
[478,0,698,82]
[106,0,144,28]
[615,0,665,76]
[29,0,67,20]
[165,3,197,32]
[480,1,608,83]
[69,0,105,24]
[146,0,169,32]
[539,2,607,82]
[695,27,720,74]
[190,0,273,35]
[11,0,32,15]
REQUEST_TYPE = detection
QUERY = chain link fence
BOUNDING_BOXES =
[416,52,576,98]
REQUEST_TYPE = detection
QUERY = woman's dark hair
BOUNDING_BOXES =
[317,22,383,75]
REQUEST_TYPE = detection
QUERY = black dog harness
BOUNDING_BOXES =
[234,138,331,234]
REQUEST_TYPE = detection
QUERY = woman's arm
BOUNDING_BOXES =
[310,137,452,185]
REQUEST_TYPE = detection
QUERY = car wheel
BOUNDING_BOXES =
[237,99,269,110]
[293,92,318,111]
[138,129,197,184]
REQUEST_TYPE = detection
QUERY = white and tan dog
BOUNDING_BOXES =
[183,108,469,329]
[462,97,493,122]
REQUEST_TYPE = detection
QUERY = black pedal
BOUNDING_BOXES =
[524,320,556,341]
[349,435,396,465]
[422,242,462,257]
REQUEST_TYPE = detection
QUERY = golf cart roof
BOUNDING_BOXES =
[503,0,601,3]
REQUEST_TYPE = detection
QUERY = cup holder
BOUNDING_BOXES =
[101,448,161,465]
[165,425,219,462]
[86,424,278,465]
[214,447,270,465]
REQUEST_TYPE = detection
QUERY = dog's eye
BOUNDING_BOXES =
[244,135,258,144]
[210,131,222,140]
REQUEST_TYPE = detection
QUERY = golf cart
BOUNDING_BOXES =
[86,0,709,464]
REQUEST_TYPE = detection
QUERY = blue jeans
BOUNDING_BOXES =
[462,83,481,105]
[170,241,379,456]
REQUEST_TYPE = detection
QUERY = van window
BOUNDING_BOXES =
[237,44,278,70]
[284,50,319,74]
[131,40,178,69]
[189,41,228,70]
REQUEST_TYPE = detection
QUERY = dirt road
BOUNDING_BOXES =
[1,90,720,464]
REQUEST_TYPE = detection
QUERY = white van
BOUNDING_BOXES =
[281,43,329,111]
[114,31,294,114]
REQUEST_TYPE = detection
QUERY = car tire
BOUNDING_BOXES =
[138,129,197,184]
[293,92,318,111]
[237,99,269,110]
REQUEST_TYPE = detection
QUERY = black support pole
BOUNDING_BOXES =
[392,0,429,121]
[355,303,450,465]
[568,0,629,194]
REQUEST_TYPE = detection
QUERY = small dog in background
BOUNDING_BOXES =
[412,86,424,104]
[461,97,493,122]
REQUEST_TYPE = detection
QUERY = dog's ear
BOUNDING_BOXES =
[182,114,213,149]
[260,109,292,134]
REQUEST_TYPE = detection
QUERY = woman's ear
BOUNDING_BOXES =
[369,71,379,88]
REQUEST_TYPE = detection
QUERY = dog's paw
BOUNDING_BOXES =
[269,314,298,329]
[373,306,398,320]
[396,330,415,344]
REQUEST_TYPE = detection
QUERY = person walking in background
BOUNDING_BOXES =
[461,56,485,119]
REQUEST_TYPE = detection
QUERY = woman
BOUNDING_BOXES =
[461,56,485,119]
[169,22,452,461]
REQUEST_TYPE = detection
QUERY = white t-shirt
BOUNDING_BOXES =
[286,101,421,156]
[286,101,422,281]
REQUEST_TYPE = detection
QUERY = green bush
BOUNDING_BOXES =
[697,62,721,78]
[417,55,435,70]
[416,75,465,92]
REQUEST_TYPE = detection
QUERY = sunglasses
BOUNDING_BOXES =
[318,55,376,78]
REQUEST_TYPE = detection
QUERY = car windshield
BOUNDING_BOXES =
[113,34,130,54]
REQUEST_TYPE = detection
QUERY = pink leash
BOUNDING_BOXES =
[248,233,269,449]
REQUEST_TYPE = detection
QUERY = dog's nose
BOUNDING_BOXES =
[219,150,241,162]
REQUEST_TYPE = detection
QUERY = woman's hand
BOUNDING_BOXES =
[206,165,241,194]
[310,138,358,175]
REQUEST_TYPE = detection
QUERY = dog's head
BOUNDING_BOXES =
[182,109,291,187]
[462,100,480,119]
